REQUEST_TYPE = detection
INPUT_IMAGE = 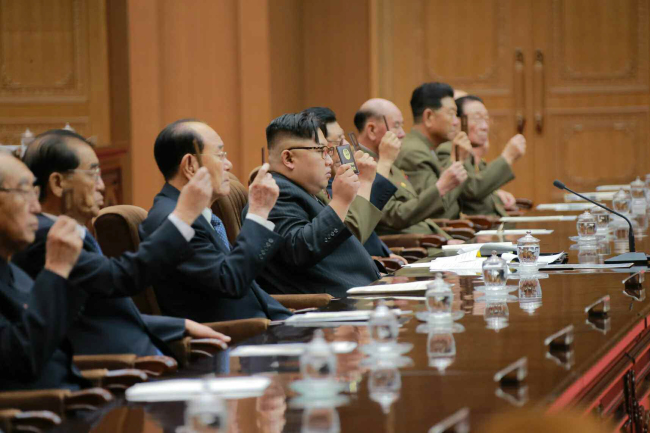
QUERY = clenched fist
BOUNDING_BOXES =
[501,134,526,165]
[436,161,468,196]
[173,167,214,226]
[355,151,377,185]
[452,131,472,162]
[378,131,401,165]
[332,164,360,207]
[248,163,280,220]
[45,216,83,279]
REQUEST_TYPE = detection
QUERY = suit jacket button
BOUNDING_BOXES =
[268,239,274,244]
[333,229,338,234]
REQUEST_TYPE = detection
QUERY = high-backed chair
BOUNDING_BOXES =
[0,388,112,419]
[0,408,61,432]
[93,205,269,352]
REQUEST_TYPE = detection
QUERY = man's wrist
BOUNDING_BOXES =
[501,152,514,166]
[377,161,392,177]
[45,263,72,279]
[171,209,197,226]
[435,180,448,197]
[248,207,270,221]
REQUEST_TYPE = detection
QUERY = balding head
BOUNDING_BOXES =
[354,98,405,151]
[0,153,41,258]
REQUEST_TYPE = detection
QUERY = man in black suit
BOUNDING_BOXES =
[140,119,291,322]
[13,130,230,360]
[243,112,380,297]
[0,152,88,390]
[302,106,404,263]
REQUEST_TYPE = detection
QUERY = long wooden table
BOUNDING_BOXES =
[53,212,650,432]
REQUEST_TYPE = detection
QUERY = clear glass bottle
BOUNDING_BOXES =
[300,329,336,381]
[612,188,631,213]
[482,251,508,289]
[424,273,453,318]
[517,231,540,267]
[590,206,610,234]
[577,243,600,264]
[302,406,340,433]
[367,300,399,346]
[630,178,648,236]
[631,177,646,199]
[576,211,597,241]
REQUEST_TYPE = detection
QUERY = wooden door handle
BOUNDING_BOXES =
[514,49,526,134]
[534,49,545,133]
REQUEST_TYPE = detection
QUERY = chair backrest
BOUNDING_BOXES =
[211,172,248,243]
[93,205,162,316]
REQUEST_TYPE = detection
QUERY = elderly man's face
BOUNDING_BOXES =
[285,129,333,195]
[192,123,232,200]
[0,157,41,254]
[61,141,105,223]
[384,105,406,140]
[463,100,490,147]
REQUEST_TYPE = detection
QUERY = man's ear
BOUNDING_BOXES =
[48,172,65,199]
[367,122,377,142]
[179,154,198,180]
[281,150,295,170]
[423,108,435,128]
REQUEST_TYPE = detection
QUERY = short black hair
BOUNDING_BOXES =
[23,130,92,201]
[456,95,484,117]
[266,112,319,151]
[353,110,377,132]
[302,107,337,139]
[410,82,454,122]
[153,118,204,181]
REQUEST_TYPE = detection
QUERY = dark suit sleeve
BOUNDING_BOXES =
[0,270,88,381]
[70,220,195,298]
[262,196,353,267]
[369,173,397,210]
[141,314,186,343]
[173,219,283,299]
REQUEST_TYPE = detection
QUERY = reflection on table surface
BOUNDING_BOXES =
[53,211,650,432]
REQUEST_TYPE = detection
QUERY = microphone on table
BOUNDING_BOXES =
[552,180,648,266]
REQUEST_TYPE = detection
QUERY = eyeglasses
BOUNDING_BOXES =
[0,185,40,202]
[197,151,228,161]
[67,167,102,182]
[466,114,492,125]
[287,146,335,160]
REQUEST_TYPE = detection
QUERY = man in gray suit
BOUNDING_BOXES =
[244,112,380,297]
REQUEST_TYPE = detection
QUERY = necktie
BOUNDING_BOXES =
[210,214,231,251]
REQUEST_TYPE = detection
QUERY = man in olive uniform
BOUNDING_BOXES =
[353,98,458,242]
[437,95,526,216]
[395,82,522,219]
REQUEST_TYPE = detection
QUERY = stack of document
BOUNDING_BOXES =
[442,242,513,252]
[499,215,577,223]
[475,229,554,236]
[230,341,357,357]
[536,203,597,211]
[564,192,615,202]
[429,248,486,273]
[284,309,407,324]
[126,376,272,402]
[348,280,431,294]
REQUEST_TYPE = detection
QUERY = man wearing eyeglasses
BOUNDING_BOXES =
[140,119,291,322]
[241,112,380,297]
[13,129,232,364]
[436,95,526,216]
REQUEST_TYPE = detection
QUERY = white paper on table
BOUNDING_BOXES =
[348,281,429,293]
[536,203,597,211]
[126,376,272,402]
[348,295,426,301]
[475,229,554,236]
[429,258,487,272]
[596,185,630,191]
[442,242,513,251]
[499,216,577,223]
[284,309,407,323]
[502,251,565,265]
[229,341,357,357]
[564,192,615,202]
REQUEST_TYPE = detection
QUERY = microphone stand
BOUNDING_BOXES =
[553,181,648,266]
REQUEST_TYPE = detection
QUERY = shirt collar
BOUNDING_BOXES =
[41,213,87,240]
[201,208,213,225]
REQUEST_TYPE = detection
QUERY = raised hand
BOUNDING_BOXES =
[436,161,468,196]
[501,134,526,165]
[45,216,83,279]
[355,151,377,185]
[248,163,280,220]
[173,167,214,226]
[378,131,401,165]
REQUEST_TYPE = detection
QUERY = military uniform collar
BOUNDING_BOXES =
[409,128,437,152]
